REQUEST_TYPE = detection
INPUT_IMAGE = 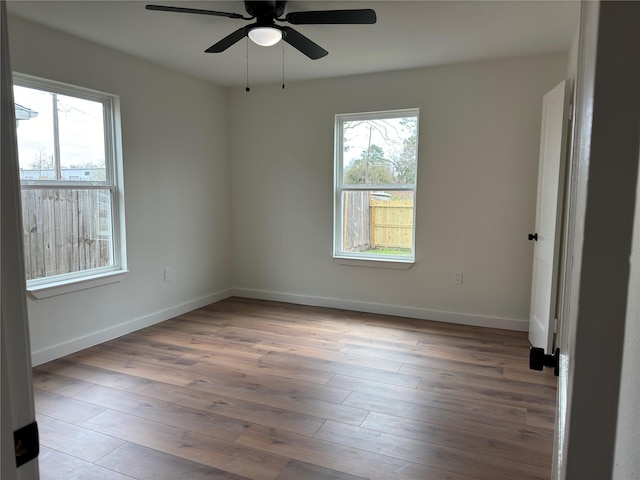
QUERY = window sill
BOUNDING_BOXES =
[333,256,414,270]
[27,270,129,299]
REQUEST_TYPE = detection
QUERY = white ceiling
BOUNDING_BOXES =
[6,1,580,87]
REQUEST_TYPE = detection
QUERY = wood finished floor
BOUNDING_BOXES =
[33,297,557,480]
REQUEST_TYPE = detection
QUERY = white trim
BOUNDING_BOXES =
[231,288,528,331]
[333,257,413,269]
[27,269,128,299]
[334,108,419,261]
[13,72,128,289]
[31,287,529,366]
[30,289,232,366]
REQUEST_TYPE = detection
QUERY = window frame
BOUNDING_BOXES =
[13,73,127,296]
[333,108,419,266]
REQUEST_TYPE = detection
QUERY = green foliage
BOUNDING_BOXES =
[344,144,394,184]
[389,117,417,184]
[343,116,418,186]
[367,246,412,256]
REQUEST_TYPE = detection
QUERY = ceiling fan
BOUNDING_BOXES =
[146,1,377,60]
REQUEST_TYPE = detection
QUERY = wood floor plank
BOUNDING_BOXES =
[236,424,476,480]
[254,341,405,373]
[359,411,552,466]
[82,410,289,480]
[38,446,133,480]
[329,374,527,420]
[503,366,558,386]
[66,348,201,386]
[275,460,367,480]
[72,385,251,442]
[97,442,251,480]
[342,342,527,369]
[32,368,94,397]
[34,389,105,425]
[138,381,326,436]
[214,325,347,352]
[258,350,421,388]
[416,369,557,409]
[37,414,125,463]
[343,391,554,447]
[34,298,556,480]
[313,420,550,480]
[186,364,350,404]
[186,375,368,426]
[114,329,271,366]
[35,359,154,393]
[399,354,506,379]
[90,341,345,402]
[182,351,336,386]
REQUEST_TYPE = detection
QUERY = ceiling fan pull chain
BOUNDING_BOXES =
[282,40,285,90]
[245,37,251,92]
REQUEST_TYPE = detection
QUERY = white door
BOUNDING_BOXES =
[528,79,572,353]
[1,2,39,478]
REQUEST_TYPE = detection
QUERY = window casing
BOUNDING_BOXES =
[334,109,419,263]
[13,73,126,291]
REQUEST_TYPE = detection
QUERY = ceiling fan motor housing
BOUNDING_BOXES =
[244,1,286,21]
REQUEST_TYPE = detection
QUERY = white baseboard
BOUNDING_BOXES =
[32,287,529,366]
[230,288,529,332]
[31,289,233,366]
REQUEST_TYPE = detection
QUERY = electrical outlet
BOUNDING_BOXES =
[164,267,172,282]
[453,271,463,284]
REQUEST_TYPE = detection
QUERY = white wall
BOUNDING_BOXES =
[8,16,232,364]
[229,54,567,329]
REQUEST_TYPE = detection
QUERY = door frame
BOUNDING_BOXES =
[553,1,640,477]
[1,2,39,478]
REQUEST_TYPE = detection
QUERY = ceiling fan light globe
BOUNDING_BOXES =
[248,27,282,47]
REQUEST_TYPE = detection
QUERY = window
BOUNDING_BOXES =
[334,109,419,263]
[13,74,126,291]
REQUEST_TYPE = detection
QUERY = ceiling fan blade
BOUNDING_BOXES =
[145,4,248,20]
[285,9,376,25]
[205,26,249,53]
[280,26,327,60]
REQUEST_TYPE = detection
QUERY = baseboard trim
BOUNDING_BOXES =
[230,288,529,332]
[31,289,233,366]
[32,287,529,365]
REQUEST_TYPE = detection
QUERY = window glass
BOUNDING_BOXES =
[335,109,419,262]
[21,188,114,280]
[342,116,417,186]
[14,86,107,182]
[14,75,125,286]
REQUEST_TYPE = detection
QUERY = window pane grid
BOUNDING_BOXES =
[335,109,419,261]
[14,73,125,286]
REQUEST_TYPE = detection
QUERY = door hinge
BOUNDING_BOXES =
[568,103,574,121]
[14,421,39,468]
[554,317,558,334]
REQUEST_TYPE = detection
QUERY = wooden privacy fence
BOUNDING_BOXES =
[343,191,371,252]
[370,199,413,248]
[343,192,413,251]
[21,188,111,280]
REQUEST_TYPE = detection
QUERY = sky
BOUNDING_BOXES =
[342,116,414,168]
[14,85,106,171]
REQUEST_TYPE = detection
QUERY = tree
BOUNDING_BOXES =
[30,147,53,171]
[389,117,417,185]
[344,144,394,185]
